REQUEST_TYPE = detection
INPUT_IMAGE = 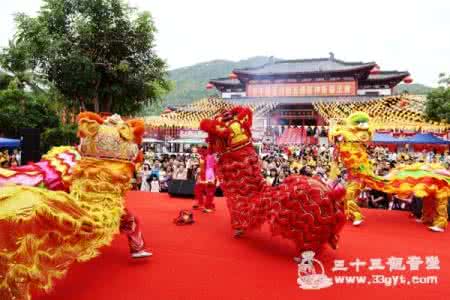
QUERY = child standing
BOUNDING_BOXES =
[150,175,161,192]
[140,164,151,192]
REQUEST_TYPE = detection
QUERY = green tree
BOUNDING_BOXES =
[425,74,450,123]
[438,73,450,87]
[0,86,78,152]
[0,72,13,90]
[0,40,47,93]
[0,88,60,138]
[7,0,170,114]
[41,124,78,152]
[139,80,175,116]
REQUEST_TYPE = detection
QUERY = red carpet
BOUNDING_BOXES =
[35,192,450,300]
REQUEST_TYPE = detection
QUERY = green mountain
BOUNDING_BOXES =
[163,56,433,106]
[165,56,279,105]
[393,83,433,95]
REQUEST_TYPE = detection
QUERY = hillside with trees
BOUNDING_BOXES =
[165,56,280,105]
[394,83,433,95]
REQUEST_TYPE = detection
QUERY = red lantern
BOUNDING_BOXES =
[403,76,413,84]
[370,64,380,74]
[206,83,214,90]
[229,72,238,80]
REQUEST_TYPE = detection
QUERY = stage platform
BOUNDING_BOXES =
[35,192,450,300]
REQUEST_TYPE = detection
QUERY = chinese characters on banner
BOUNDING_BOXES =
[279,110,313,117]
[332,256,440,273]
[247,81,356,97]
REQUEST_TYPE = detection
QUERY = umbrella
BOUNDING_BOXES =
[0,137,20,149]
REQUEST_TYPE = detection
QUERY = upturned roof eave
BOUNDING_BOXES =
[233,62,376,77]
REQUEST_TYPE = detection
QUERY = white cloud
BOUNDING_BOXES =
[1,0,449,86]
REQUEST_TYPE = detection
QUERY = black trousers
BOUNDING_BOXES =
[410,197,423,219]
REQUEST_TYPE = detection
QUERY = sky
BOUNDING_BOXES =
[1,0,449,86]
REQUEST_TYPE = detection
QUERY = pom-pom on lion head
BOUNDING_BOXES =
[77,112,144,162]
[200,106,253,153]
[329,111,374,144]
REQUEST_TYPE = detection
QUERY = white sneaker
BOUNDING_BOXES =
[429,226,445,233]
[352,220,363,226]
[415,218,423,223]
[131,250,153,259]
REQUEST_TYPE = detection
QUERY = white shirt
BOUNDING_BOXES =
[151,181,160,192]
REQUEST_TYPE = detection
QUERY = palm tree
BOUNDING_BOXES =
[0,40,47,93]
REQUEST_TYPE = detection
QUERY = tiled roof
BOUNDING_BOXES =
[366,71,410,81]
[313,95,450,131]
[234,57,375,76]
[209,77,242,86]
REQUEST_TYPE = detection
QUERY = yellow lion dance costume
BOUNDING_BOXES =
[330,112,450,232]
[0,112,146,300]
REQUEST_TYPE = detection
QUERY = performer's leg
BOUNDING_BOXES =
[193,184,205,209]
[345,181,363,225]
[203,184,216,212]
[411,197,423,219]
[421,196,434,225]
[226,196,247,237]
[429,194,448,232]
[120,208,152,258]
[227,193,264,237]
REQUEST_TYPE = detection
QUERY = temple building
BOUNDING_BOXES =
[142,54,439,148]
[208,53,412,127]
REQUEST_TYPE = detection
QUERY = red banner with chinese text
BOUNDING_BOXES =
[247,81,356,97]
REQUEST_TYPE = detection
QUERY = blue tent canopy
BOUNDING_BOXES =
[0,137,20,149]
[372,133,407,144]
[405,133,450,145]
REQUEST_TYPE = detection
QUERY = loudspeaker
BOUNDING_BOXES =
[20,128,41,164]
[215,186,224,197]
[168,179,196,198]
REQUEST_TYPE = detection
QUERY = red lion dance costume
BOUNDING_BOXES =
[200,106,346,255]
[193,147,217,212]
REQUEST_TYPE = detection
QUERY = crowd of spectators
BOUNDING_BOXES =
[259,143,334,186]
[137,143,450,215]
[136,150,203,193]
[259,144,450,212]
[0,149,21,168]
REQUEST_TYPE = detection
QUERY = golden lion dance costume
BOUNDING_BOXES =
[0,146,80,191]
[0,112,150,300]
[200,106,346,254]
[330,112,450,231]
